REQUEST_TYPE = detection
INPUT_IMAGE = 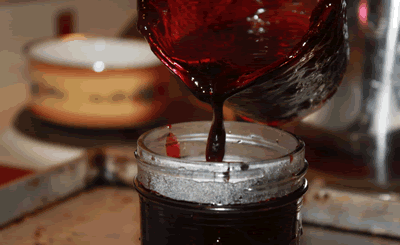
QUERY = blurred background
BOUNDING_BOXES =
[1,0,400,244]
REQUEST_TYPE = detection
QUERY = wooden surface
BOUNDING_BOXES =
[1,187,399,245]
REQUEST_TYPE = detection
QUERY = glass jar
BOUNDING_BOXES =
[134,121,308,245]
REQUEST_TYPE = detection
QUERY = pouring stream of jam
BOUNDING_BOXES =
[139,0,344,161]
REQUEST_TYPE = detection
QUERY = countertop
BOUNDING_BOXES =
[1,186,399,245]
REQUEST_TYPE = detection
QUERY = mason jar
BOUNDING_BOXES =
[134,121,308,245]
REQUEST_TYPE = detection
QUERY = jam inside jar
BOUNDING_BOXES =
[134,121,308,245]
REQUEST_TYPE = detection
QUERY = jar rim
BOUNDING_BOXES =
[135,121,307,205]
[136,121,305,169]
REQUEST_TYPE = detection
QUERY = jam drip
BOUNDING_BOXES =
[206,100,226,162]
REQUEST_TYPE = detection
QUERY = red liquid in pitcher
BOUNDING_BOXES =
[139,0,347,161]
[138,0,320,103]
